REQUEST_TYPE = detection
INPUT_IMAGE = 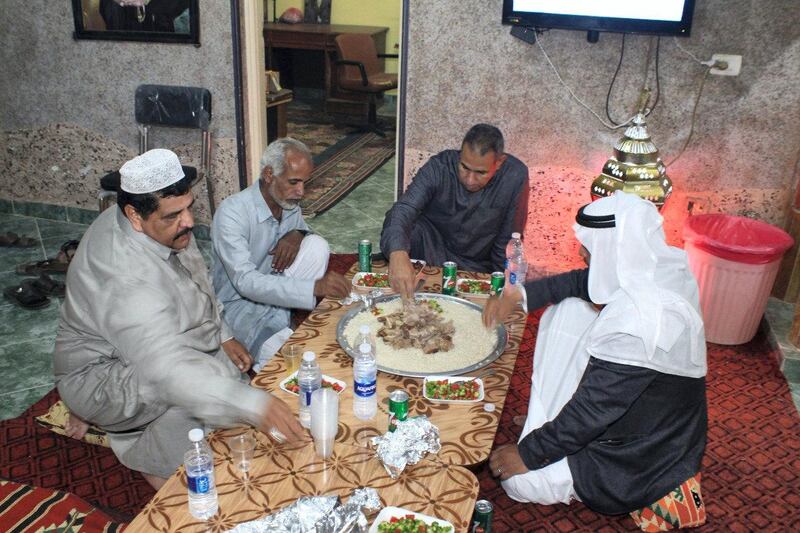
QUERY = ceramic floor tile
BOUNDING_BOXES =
[0,242,46,274]
[66,207,100,225]
[323,225,383,254]
[0,300,60,345]
[36,219,89,242]
[0,384,53,421]
[14,201,67,221]
[340,184,394,219]
[307,203,383,235]
[0,214,43,239]
[0,336,57,392]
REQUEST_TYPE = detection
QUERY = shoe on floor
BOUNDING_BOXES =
[3,281,49,309]
[0,231,38,247]
[30,273,66,298]
[16,239,79,275]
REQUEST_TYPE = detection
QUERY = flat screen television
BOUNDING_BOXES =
[502,0,696,37]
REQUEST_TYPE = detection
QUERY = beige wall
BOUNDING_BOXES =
[403,0,800,274]
[0,1,240,224]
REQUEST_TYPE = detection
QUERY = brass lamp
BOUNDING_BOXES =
[591,112,672,208]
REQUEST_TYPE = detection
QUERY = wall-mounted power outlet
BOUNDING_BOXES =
[710,54,742,76]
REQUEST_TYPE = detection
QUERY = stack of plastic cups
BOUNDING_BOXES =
[310,387,339,458]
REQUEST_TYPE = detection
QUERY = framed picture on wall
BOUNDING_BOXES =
[71,0,200,45]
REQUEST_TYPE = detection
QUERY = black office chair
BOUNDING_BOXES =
[98,85,215,214]
[334,33,398,137]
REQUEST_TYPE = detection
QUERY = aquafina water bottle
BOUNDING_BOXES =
[353,342,378,419]
[354,324,377,355]
[185,428,218,520]
[297,351,322,428]
[505,232,527,286]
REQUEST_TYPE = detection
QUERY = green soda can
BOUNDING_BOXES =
[358,239,372,272]
[490,271,505,295]
[442,261,457,295]
[471,500,493,533]
[388,390,409,432]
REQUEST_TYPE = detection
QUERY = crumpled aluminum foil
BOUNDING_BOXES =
[370,416,441,478]
[227,488,381,533]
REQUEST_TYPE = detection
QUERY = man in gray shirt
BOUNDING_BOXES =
[54,149,303,490]
[381,124,529,299]
[211,138,349,368]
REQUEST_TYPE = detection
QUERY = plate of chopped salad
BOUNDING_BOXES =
[279,372,346,396]
[352,271,394,294]
[456,278,492,300]
[423,376,484,403]
[369,507,454,533]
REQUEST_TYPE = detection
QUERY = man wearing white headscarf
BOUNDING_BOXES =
[54,149,304,490]
[484,191,707,529]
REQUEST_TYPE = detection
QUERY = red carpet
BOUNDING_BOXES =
[1,254,798,530]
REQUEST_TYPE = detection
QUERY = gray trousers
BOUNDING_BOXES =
[57,349,235,479]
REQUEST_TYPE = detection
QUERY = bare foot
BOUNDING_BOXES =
[64,412,90,440]
[142,473,168,491]
[512,415,527,427]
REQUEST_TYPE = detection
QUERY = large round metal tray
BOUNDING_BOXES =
[336,292,508,377]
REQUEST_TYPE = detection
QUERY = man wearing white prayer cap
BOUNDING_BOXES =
[484,191,708,529]
[54,149,304,490]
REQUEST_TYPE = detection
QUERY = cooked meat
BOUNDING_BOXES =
[377,300,455,354]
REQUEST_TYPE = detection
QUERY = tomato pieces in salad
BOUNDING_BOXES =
[425,378,482,400]
[376,514,452,533]
[283,377,344,394]
[355,273,390,288]
[457,279,491,294]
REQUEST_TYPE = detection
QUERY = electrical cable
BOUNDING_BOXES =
[673,36,706,65]
[536,34,633,130]
[666,67,712,167]
[605,33,626,126]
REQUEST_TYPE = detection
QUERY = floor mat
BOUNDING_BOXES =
[287,104,395,218]
[1,255,798,530]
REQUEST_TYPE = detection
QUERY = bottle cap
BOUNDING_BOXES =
[359,343,371,354]
[511,232,521,239]
[483,403,496,413]
[188,428,204,442]
[359,324,371,334]
[303,351,316,362]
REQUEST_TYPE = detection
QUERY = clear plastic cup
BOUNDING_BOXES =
[281,344,302,376]
[228,432,256,472]
[310,388,339,458]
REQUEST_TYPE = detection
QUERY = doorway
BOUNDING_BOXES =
[241,0,405,254]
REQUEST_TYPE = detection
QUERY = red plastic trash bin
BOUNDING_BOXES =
[683,214,794,345]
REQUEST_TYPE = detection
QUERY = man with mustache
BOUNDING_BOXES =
[54,149,304,490]
[211,138,349,370]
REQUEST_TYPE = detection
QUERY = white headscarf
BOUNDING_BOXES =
[573,191,706,378]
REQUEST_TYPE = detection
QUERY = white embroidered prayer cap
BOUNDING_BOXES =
[120,149,185,194]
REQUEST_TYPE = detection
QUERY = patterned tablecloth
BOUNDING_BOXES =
[125,428,479,532]
[254,261,527,465]
[126,262,524,532]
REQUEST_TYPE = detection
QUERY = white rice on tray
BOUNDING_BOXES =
[343,299,500,374]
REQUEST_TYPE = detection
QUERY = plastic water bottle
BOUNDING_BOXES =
[353,342,378,420]
[298,351,322,428]
[505,232,528,286]
[184,428,218,520]
[353,324,377,355]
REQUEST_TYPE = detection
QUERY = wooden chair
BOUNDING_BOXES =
[334,33,398,137]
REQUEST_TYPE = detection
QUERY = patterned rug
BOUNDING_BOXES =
[1,254,798,530]
[287,104,395,218]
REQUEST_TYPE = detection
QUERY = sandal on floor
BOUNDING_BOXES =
[30,273,66,298]
[15,239,79,275]
[3,281,50,309]
[0,232,38,247]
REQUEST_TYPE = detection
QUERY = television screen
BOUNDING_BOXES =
[502,0,695,37]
